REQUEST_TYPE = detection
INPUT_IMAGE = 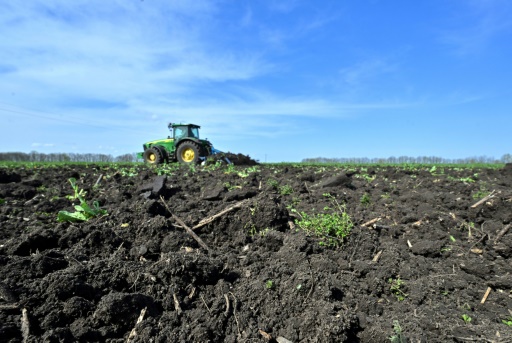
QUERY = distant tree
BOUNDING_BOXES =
[502,154,512,163]
[116,154,134,162]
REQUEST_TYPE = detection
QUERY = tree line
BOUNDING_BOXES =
[302,154,512,164]
[0,151,140,163]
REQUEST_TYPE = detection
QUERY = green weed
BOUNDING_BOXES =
[501,316,512,326]
[224,164,236,174]
[65,177,86,201]
[246,166,260,173]
[472,184,490,200]
[461,314,472,324]
[204,159,224,171]
[118,167,138,177]
[279,184,293,195]
[388,277,408,301]
[360,193,371,206]
[355,173,376,183]
[291,193,353,247]
[230,165,260,178]
[57,178,107,222]
[36,185,47,192]
[223,182,240,191]
[265,280,274,289]
[155,163,180,176]
[389,320,406,343]
[266,178,279,189]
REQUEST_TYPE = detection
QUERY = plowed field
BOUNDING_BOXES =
[1,162,512,342]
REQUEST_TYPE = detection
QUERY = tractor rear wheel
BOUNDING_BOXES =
[143,146,164,165]
[177,141,200,164]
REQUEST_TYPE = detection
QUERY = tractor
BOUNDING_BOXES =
[137,123,221,165]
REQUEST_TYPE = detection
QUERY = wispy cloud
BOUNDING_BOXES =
[31,143,55,147]
[0,0,270,109]
[0,2,401,121]
[339,59,398,86]
[439,0,512,55]
[0,0,434,156]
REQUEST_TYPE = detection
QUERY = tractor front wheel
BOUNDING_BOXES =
[177,142,201,164]
[143,146,164,165]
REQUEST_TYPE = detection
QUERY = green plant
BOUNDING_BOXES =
[360,193,371,206]
[57,178,107,222]
[356,173,376,183]
[291,193,353,247]
[461,303,472,311]
[246,223,258,236]
[501,316,512,326]
[265,280,274,289]
[237,170,249,178]
[224,163,236,174]
[155,163,180,176]
[279,184,293,195]
[36,185,47,192]
[472,184,490,199]
[65,177,86,201]
[223,182,240,191]
[259,227,271,236]
[188,163,197,174]
[461,314,472,324]
[389,320,406,343]
[0,198,5,205]
[440,246,452,253]
[118,167,138,177]
[267,178,279,189]
[388,277,408,301]
[205,159,223,171]
[381,193,391,199]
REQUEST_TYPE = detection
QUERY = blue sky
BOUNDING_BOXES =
[1,0,511,162]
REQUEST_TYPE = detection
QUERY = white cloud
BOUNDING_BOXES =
[439,0,512,55]
[0,0,270,110]
[31,143,55,147]
[339,59,398,86]
[0,0,427,156]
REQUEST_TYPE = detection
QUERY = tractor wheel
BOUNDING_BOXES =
[177,141,200,164]
[143,146,164,165]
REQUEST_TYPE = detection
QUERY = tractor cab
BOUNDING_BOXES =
[170,123,200,141]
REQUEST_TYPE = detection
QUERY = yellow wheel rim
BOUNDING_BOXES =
[148,153,156,162]
[181,148,195,163]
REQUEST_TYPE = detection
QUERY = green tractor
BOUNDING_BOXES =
[137,123,221,165]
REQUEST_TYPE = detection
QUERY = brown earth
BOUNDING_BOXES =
[1,162,512,342]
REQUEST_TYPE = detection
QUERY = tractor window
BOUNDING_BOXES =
[190,127,199,139]
[174,126,199,139]
[174,127,185,139]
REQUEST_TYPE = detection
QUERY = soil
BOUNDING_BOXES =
[1,162,512,342]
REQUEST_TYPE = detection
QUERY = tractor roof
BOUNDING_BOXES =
[170,123,201,129]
